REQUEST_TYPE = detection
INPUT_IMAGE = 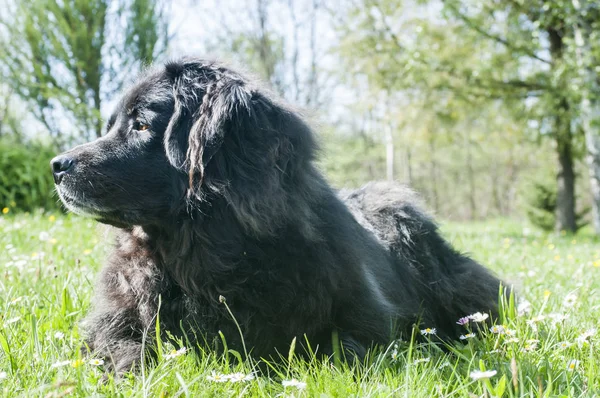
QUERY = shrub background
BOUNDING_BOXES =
[0,137,60,212]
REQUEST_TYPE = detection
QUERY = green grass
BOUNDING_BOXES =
[0,212,599,397]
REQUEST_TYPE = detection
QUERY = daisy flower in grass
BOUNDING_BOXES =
[164,347,187,359]
[51,360,72,368]
[468,312,489,323]
[89,358,104,366]
[413,357,431,364]
[282,379,307,389]
[549,313,569,324]
[563,293,578,307]
[227,372,255,382]
[567,360,580,372]
[576,328,596,346]
[459,333,476,340]
[456,316,470,326]
[206,372,230,383]
[522,339,539,352]
[504,328,516,337]
[517,299,532,316]
[0,371,7,380]
[489,325,505,334]
[420,327,436,336]
[470,370,497,380]
[557,341,573,349]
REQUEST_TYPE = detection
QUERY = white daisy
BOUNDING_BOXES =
[468,312,489,323]
[470,370,497,380]
[420,327,437,336]
[566,360,580,372]
[206,371,230,383]
[89,358,104,366]
[282,379,307,389]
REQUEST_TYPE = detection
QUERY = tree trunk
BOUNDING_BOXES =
[428,134,439,213]
[549,27,577,233]
[555,118,577,233]
[572,0,600,234]
[385,128,394,181]
[465,129,477,219]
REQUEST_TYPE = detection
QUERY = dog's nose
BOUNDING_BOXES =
[50,155,74,184]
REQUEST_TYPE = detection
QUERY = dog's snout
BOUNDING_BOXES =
[51,155,74,184]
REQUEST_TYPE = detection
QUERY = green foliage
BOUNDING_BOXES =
[525,177,590,232]
[526,180,558,231]
[0,137,60,212]
[1,215,600,395]
[0,0,169,143]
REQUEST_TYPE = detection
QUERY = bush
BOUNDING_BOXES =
[0,137,61,212]
[525,178,588,232]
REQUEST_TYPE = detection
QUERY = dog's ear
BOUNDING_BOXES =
[163,62,252,179]
[163,60,318,236]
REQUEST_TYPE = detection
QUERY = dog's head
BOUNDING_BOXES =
[52,58,317,229]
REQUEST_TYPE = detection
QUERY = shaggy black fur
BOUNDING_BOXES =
[51,57,503,374]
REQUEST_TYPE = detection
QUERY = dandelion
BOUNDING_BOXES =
[2,207,9,214]
[164,347,187,359]
[543,290,551,299]
[206,371,230,383]
[456,316,470,326]
[282,379,307,389]
[89,358,104,366]
[547,243,555,250]
[71,359,84,368]
[420,327,437,336]
[51,360,72,368]
[83,249,92,255]
[459,333,476,340]
[468,312,489,323]
[470,370,497,380]
[566,360,580,372]
[563,293,577,307]
[490,325,505,334]
[48,215,56,222]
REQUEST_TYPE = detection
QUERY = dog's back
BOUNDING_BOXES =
[340,181,504,339]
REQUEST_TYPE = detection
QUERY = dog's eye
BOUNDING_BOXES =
[133,121,150,131]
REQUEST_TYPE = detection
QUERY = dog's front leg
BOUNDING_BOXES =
[81,255,166,375]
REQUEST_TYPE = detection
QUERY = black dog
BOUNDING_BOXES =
[51,58,503,373]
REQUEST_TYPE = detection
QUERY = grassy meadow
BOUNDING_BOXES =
[0,211,599,397]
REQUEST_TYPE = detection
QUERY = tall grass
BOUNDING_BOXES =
[0,214,599,397]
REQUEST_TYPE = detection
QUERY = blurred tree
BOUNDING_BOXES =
[333,0,594,232]
[0,0,168,144]
[571,0,600,233]
[202,0,328,108]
